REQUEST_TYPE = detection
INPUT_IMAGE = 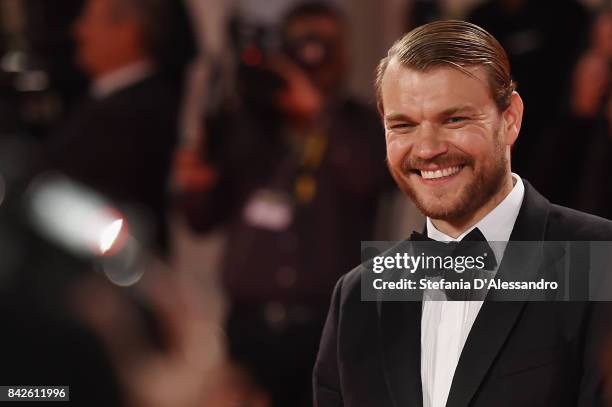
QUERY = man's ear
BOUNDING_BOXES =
[377,100,385,119]
[503,91,524,147]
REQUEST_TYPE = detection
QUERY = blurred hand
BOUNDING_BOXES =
[72,265,223,407]
[173,147,218,193]
[266,55,323,122]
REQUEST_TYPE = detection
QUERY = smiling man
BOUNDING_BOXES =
[313,20,612,407]
[383,62,519,237]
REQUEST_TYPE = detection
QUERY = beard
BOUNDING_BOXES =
[390,127,508,223]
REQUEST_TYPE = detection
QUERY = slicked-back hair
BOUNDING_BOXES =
[375,20,515,114]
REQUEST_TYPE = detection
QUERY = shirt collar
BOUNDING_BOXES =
[91,60,154,99]
[426,173,525,243]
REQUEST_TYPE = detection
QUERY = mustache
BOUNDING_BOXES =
[400,153,474,174]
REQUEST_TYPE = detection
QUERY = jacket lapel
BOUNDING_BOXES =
[445,180,551,407]
[376,238,425,406]
[379,300,424,407]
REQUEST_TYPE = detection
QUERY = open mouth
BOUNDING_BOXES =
[409,165,465,181]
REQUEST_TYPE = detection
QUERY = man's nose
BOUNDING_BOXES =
[413,123,447,161]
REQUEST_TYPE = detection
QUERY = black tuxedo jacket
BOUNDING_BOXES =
[45,74,181,254]
[313,180,612,407]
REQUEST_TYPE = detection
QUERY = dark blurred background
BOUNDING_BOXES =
[0,0,610,406]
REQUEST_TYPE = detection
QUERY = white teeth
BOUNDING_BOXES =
[420,166,462,180]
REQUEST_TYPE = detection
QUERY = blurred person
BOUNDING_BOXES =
[468,0,590,180]
[531,9,612,218]
[178,2,390,405]
[41,0,196,257]
[0,1,195,404]
[575,9,612,219]
[314,20,612,407]
[279,2,346,98]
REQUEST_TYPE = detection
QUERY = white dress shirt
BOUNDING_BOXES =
[420,174,525,407]
[91,60,154,100]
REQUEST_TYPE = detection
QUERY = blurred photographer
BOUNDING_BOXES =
[177,2,389,406]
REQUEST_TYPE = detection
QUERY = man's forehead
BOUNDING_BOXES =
[381,59,493,111]
[383,58,489,89]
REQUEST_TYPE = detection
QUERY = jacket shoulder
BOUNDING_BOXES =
[547,204,612,240]
[337,262,366,304]
[336,240,410,305]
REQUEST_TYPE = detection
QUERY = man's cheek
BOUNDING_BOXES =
[386,138,410,172]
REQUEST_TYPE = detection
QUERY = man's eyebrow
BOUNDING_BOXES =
[384,113,415,122]
[439,105,479,116]
[385,106,480,122]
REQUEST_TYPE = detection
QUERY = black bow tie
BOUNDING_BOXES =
[410,227,498,270]
[410,227,498,300]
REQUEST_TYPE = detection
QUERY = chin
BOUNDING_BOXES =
[401,179,475,221]
[415,198,471,221]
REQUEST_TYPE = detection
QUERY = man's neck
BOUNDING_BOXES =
[431,173,515,239]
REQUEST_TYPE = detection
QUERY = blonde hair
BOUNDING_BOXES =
[375,20,515,114]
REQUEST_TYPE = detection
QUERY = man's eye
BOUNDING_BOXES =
[390,123,414,130]
[445,117,467,124]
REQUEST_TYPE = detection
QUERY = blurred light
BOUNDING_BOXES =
[27,174,129,257]
[1,50,26,73]
[99,219,123,254]
[102,259,145,287]
[100,237,148,287]
[103,264,145,287]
